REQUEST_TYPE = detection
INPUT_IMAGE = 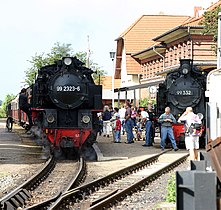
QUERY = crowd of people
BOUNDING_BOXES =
[98,102,203,159]
[98,101,156,146]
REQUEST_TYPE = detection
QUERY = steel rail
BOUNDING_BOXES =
[48,150,172,209]
[0,155,55,210]
[88,154,189,210]
[25,157,86,210]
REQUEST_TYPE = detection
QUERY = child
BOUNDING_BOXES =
[115,114,121,143]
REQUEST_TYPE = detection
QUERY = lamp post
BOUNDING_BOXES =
[109,51,116,108]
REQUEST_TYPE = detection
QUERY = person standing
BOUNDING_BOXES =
[178,107,202,160]
[97,112,103,136]
[131,106,137,127]
[119,105,126,135]
[135,109,143,141]
[124,101,134,144]
[114,114,121,143]
[19,88,33,131]
[102,105,111,137]
[158,107,179,151]
[141,108,152,147]
[110,107,119,142]
[147,103,155,143]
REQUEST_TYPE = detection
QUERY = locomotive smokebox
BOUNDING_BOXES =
[48,73,87,109]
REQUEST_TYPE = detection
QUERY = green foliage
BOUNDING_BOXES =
[0,94,15,118]
[0,109,5,118]
[165,174,176,202]
[25,42,75,86]
[47,42,73,63]
[139,98,156,107]
[92,66,106,85]
[24,42,106,86]
[200,6,221,54]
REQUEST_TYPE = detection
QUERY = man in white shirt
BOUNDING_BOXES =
[119,105,126,135]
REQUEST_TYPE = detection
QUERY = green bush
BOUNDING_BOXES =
[0,108,6,118]
[139,98,156,107]
[165,174,176,202]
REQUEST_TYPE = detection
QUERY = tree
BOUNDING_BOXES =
[139,97,156,107]
[200,6,221,53]
[91,63,106,85]
[25,42,75,86]
[0,94,15,117]
[24,42,106,86]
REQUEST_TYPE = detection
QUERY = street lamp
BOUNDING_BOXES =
[109,51,116,108]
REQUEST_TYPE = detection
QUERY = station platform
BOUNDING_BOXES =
[93,133,187,161]
[0,120,46,165]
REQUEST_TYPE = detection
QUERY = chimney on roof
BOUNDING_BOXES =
[194,6,203,18]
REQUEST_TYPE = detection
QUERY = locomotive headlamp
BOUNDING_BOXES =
[82,115,90,124]
[63,57,72,66]
[181,64,190,75]
[47,114,55,123]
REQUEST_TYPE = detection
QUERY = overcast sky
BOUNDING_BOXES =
[0,0,212,100]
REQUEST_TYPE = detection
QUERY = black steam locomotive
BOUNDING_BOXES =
[156,59,207,145]
[12,57,102,159]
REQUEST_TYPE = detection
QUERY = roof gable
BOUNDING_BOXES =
[117,15,190,53]
[115,15,190,78]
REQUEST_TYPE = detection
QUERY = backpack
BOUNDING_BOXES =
[103,111,111,121]
[185,123,202,136]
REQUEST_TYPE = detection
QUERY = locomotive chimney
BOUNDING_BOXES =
[179,59,192,75]
[180,59,192,67]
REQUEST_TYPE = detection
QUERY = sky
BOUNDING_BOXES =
[0,0,212,101]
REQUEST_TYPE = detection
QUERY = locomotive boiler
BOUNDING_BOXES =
[18,57,102,159]
[157,59,207,146]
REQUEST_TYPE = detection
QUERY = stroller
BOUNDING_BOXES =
[134,118,144,141]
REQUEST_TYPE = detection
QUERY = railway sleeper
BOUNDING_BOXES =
[1,189,31,210]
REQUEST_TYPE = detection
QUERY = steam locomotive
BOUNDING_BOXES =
[11,57,102,159]
[156,59,207,147]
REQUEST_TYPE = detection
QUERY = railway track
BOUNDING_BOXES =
[47,150,188,209]
[0,156,86,210]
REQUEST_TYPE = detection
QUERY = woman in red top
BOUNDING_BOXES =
[114,114,121,143]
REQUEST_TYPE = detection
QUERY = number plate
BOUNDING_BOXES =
[56,85,81,92]
[175,90,193,95]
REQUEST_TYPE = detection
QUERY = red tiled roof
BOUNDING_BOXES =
[115,15,190,77]
[117,15,190,53]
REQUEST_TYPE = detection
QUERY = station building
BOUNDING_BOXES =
[112,2,219,107]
